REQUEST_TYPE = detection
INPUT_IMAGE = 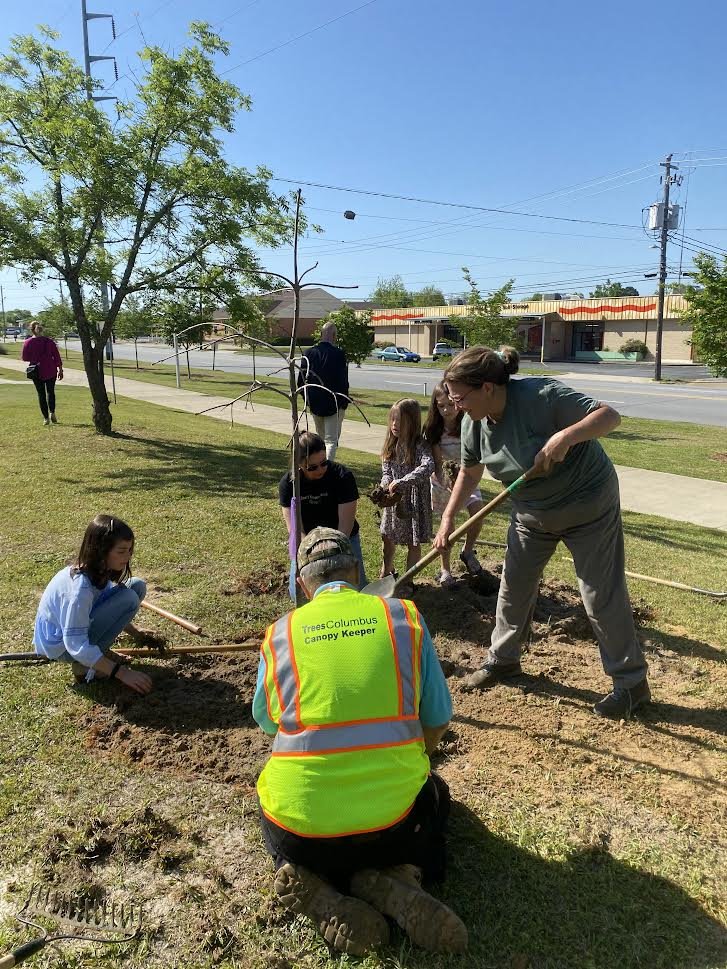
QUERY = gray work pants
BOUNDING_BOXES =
[313,410,345,461]
[489,472,648,689]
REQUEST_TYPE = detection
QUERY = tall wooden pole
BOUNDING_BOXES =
[654,154,675,382]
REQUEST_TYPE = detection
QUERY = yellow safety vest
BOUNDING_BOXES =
[257,584,430,837]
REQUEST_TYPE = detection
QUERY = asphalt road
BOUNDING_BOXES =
[69,341,727,428]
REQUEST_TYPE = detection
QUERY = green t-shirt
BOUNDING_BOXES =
[460,377,615,510]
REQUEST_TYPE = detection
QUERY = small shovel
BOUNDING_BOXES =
[363,466,537,598]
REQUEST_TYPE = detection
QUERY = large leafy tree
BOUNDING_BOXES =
[314,305,372,367]
[0,25,289,433]
[370,275,412,308]
[411,285,446,306]
[590,280,639,298]
[37,299,74,338]
[114,295,152,369]
[681,253,727,376]
[455,268,520,349]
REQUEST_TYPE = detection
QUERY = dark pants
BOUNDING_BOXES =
[259,773,451,890]
[32,376,56,419]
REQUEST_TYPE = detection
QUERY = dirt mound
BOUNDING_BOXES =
[79,577,726,839]
[220,566,288,597]
[82,653,271,787]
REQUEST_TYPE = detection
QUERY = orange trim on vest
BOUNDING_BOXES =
[261,799,416,839]
[260,627,280,723]
[286,611,303,729]
[267,626,286,715]
[380,596,404,715]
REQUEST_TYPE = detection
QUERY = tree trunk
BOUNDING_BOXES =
[85,344,113,434]
[65,280,114,434]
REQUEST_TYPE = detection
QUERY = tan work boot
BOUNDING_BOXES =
[274,862,389,956]
[350,866,468,953]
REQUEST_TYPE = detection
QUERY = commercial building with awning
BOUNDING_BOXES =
[365,295,694,362]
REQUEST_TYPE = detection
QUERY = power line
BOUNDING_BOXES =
[272,177,645,230]
[221,0,380,73]
[674,234,727,257]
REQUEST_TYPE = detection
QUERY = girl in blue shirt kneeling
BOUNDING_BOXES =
[34,515,154,695]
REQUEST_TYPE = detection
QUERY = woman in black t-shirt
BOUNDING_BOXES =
[279,431,368,602]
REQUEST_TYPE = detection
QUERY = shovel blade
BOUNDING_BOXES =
[361,575,397,598]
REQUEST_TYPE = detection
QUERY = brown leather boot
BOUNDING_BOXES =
[350,866,468,953]
[274,862,389,956]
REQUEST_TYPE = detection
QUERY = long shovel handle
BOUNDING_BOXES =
[394,466,537,589]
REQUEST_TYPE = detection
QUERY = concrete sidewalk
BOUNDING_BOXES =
[3,357,726,531]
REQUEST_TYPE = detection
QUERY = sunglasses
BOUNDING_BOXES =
[303,458,329,472]
[445,384,479,406]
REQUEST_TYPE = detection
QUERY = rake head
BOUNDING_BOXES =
[18,883,142,943]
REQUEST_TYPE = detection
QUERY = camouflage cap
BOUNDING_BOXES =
[297,527,354,569]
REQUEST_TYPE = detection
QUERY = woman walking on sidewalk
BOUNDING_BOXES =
[433,345,649,720]
[22,321,63,425]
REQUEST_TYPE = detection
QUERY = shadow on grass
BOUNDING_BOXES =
[624,518,727,556]
[643,626,726,663]
[447,801,727,969]
[78,662,256,734]
[453,678,726,789]
[83,433,288,498]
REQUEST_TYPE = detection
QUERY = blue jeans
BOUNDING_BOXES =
[288,533,368,604]
[59,578,146,662]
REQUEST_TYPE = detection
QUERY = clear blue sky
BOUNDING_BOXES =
[3,0,727,316]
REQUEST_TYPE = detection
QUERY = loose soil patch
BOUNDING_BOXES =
[74,570,726,967]
[81,653,271,787]
[81,573,725,841]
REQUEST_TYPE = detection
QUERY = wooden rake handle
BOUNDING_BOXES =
[396,466,538,587]
[140,600,203,635]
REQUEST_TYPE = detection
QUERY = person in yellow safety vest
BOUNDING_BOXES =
[253,527,468,958]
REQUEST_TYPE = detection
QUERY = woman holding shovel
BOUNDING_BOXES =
[433,346,650,721]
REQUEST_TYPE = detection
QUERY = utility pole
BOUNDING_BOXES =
[81,0,117,389]
[654,154,678,382]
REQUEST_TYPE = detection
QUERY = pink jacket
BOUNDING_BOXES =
[22,336,63,381]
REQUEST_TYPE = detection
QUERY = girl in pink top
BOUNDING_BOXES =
[22,321,64,425]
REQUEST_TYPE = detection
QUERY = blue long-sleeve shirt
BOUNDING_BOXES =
[33,566,113,668]
[253,582,453,736]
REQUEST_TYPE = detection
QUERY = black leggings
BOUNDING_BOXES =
[32,377,56,419]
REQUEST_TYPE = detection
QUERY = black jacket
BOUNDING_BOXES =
[298,341,349,416]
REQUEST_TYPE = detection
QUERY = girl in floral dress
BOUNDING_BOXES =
[379,399,434,592]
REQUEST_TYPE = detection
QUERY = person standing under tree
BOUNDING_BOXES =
[298,322,349,460]
[22,321,64,425]
[433,345,650,721]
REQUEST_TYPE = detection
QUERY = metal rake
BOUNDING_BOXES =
[0,883,142,967]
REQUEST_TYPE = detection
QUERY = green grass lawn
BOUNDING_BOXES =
[0,380,725,969]
[2,343,727,483]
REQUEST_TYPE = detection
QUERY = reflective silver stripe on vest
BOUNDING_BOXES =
[384,598,418,716]
[272,717,422,754]
[270,614,299,731]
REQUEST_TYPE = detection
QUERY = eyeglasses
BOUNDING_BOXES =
[445,384,479,407]
[303,458,329,472]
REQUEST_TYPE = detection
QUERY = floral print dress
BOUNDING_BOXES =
[379,442,435,546]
